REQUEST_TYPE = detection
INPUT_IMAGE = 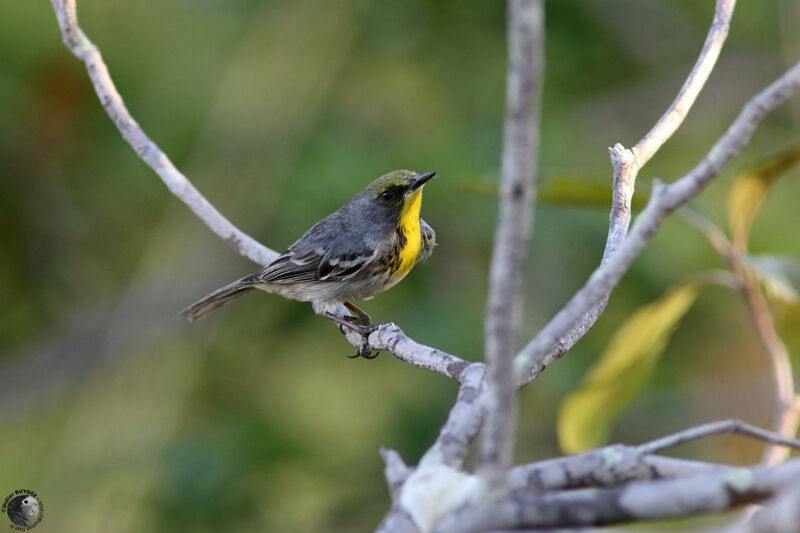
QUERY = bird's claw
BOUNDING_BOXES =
[339,318,379,359]
[347,343,380,359]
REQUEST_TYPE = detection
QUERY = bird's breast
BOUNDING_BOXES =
[393,189,423,275]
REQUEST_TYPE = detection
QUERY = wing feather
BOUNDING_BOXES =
[253,206,382,284]
[254,247,375,284]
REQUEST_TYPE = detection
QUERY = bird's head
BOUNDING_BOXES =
[359,169,436,211]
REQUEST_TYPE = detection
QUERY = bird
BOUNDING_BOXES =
[178,169,436,355]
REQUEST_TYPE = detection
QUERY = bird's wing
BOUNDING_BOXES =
[253,215,378,283]
[419,218,436,256]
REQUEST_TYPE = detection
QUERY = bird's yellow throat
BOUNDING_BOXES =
[395,188,424,274]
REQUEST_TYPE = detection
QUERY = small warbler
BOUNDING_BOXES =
[179,169,436,342]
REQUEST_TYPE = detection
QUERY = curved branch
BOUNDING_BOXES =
[638,419,800,455]
[343,324,474,383]
[634,0,736,166]
[49,0,474,386]
[49,0,278,266]
[517,0,738,383]
[516,58,800,384]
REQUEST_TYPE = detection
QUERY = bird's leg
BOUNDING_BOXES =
[322,311,378,337]
[343,301,374,327]
[322,310,379,359]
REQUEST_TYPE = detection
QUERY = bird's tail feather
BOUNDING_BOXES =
[176,276,255,322]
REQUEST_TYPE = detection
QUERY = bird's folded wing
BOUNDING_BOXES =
[253,245,376,283]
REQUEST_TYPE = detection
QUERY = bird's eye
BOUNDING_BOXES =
[380,190,394,200]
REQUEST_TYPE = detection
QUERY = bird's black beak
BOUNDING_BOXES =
[410,170,436,191]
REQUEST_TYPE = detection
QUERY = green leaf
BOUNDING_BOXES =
[727,145,800,251]
[741,255,800,304]
[538,175,616,208]
[458,174,649,209]
[557,282,701,454]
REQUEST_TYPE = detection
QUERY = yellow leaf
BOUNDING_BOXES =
[557,282,701,454]
[727,145,800,251]
[742,255,800,304]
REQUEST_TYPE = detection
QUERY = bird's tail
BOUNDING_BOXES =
[176,276,256,322]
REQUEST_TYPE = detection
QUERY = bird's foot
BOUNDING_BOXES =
[339,318,379,359]
[347,342,380,359]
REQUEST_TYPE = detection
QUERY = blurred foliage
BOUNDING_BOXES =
[728,144,800,251]
[459,173,651,208]
[2,0,800,531]
[558,282,701,453]
[743,254,800,304]
[558,141,800,454]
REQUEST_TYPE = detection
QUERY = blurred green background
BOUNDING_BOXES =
[2,1,800,531]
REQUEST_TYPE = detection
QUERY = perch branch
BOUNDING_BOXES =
[481,0,545,475]
[51,0,475,386]
[341,324,474,383]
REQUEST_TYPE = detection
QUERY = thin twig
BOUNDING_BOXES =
[637,419,800,455]
[49,0,278,266]
[633,0,736,166]
[738,269,798,465]
[481,0,545,476]
[515,59,800,385]
[677,209,798,465]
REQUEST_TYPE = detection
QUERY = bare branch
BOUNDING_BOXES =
[515,0,738,385]
[340,324,473,383]
[50,0,481,392]
[516,59,800,385]
[634,0,736,166]
[435,459,800,533]
[421,364,487,468]
[738,274,798,466]
[381,448,411,501]
[638,419,800,455]
[506,419,798,494]
[506,445,735,493]
[677,209,799,465]
[48,0,278,266]
[482,0,545,475]
[676,207,737,261]
[375,507,420,533]
[725,484,800,533]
